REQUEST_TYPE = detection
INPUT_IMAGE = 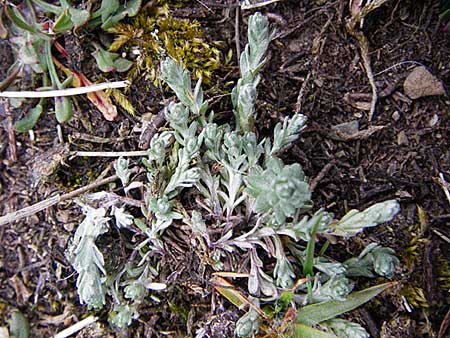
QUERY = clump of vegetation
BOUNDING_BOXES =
[68,12,401,337]
[0,0,142,130]
[107,4,221,85]
[1,1,219,129]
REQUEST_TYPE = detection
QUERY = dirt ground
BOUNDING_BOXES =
[0,1,449,337]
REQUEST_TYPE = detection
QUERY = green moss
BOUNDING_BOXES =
[402,207,428,269]
[436,255,450,293]
[400,286,429,309]
[107,4,220,86]
[56,165,99,191]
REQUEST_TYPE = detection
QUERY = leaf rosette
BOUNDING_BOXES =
[246,158,311,225]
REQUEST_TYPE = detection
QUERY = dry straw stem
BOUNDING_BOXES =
[241,0,282,10]
[54,316,98,338]
[432,229,450,245]
[0,81,130,98]
[438,172,450,205]
[73,150,149,157]
[0,173,119,226]
[347,0,391,121]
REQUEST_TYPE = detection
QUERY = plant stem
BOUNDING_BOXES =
[318,240,330,257]
[303,213,323,301]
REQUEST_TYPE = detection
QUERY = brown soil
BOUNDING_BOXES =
[0,1,449,337]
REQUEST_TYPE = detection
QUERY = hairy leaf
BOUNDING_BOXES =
[246,157,311,225]
[160,58,207,116]
[331,200,400,237]
[324,319,369,338]
[271,113,308,155]
[67,206,110,309]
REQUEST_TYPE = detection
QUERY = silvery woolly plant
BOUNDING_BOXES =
[67,12,401,337]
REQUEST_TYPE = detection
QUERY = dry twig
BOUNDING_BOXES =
[438,172,450,205]
[54,316,98,338]
[235,1,241,61]
[346,0,391,121]
[0,173,119,226]
[241,0,282,10]
[0,80,129,98]
[73,150,149,158]
[2,98,17,161]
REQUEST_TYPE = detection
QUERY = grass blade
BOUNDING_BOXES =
[294,324,338,338]
[296,282,395,325]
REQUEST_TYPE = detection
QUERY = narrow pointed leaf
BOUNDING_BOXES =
[211,276,247,308]
[32,0,62,14]
[211,276,267,318]
[53,9,73,32]
[294,324,338,338]
[296,282,394,325]
[14,103,43,132]
[6,7,51,40]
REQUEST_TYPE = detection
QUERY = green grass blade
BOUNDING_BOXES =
[296,282,395,325]
[303,212,323,276]
[294,324,338,338]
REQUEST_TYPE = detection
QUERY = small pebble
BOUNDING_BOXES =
[397,130,409,146]
[428,114,439,127]
[404,66,446,99]
[392,111,401,121]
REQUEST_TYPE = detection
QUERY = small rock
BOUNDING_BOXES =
[397,130,409,146]
[329,120,359,141]
[428,113,439,127]
[404,66,446,99]
[314,78,324,87]
[392,111,401,121]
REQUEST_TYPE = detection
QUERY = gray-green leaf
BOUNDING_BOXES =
[246,157,311,225]
[67,206,109,309]
[93,44,132,73]
[114,157,131,186]
[324,319,369,338]
[271,113,307,155]
[8,311,29,338]
[331,200,400,237]
[14,102,43,133]
[235,299,261,337]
